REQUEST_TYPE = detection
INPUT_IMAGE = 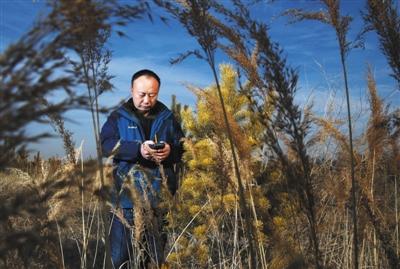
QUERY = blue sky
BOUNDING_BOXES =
[1,0,399,159]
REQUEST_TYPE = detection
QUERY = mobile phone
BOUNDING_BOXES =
[148,142,165,150]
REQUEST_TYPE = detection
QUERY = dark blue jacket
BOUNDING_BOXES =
[100,100,184,208]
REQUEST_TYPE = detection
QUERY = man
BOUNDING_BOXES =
[100,69,184,268]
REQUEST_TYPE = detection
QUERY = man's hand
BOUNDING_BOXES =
[141,140,154,160]
[141,141,171,163]
[152,141,171,163]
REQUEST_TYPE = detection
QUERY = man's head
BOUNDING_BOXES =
[130,69,161,114]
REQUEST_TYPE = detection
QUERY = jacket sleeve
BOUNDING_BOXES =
[100,112,141,161]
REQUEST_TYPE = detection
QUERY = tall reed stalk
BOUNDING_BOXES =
[208,54,258,269]
[204,1,322,267]
[158,1,258,267]
[285,1,359,267]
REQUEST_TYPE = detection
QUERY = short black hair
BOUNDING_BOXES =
[131,69,161,88]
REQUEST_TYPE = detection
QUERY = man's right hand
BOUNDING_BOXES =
[140,140,155,160]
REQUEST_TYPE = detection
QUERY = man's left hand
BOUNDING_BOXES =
[148,142,171,163]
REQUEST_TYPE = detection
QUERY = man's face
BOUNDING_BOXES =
[131,75,160,114]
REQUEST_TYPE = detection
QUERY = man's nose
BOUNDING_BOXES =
[143,95,150,103]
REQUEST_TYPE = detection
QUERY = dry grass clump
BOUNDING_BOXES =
[0,165,69,268]
[0,158,110,269]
